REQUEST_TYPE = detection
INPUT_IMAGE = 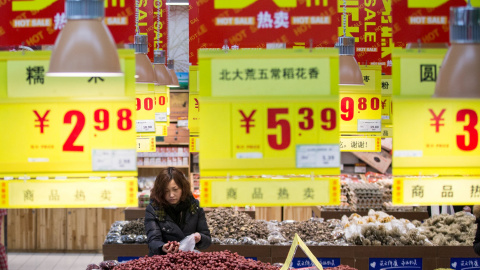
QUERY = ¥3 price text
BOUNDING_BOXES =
[265,107,336,150]
[61,109,133,152]
[340,96,380,121]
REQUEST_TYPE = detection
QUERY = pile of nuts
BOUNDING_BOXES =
[121,218,145,236]
[112,251,279,270]
[416,211,476,246]
[206,209,269,241]
[279,219,337,244]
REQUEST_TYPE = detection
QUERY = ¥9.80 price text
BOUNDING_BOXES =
[340,96,380,121]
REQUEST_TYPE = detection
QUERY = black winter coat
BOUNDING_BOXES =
[144,197,211,256]
[474,218,480,256]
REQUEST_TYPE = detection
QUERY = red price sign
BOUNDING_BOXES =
[393,99,480,175]
[0,100,137,177]
[339,93,382,133]
[200,98,340,176]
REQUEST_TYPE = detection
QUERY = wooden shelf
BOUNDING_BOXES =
[138,165,189,169]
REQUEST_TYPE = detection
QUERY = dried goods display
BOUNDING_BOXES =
[121,218,145,235]
[278,218,343,245]
[206,209,270,244]
[105,220,147,244]
[415,211,476,246]
[341,210,431,246]
[111,251,279,270]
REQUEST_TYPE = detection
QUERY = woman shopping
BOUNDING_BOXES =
[145,167,211,255]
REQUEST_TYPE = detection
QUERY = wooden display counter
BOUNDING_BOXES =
[103,244,478,269]
[124,207,256,220]
[315,209,429,221]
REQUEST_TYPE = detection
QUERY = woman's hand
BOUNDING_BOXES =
[162,241,179,253]
[194,232,201,243]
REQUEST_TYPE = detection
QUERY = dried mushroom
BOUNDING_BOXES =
[206,209,269,241]
[418,212,476,246]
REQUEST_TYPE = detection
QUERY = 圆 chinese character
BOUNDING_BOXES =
[257,11,273,28]
[26,66,45,85]
[278,188,289,200]
[252,188,263,199]
[441,185,453,198]
[303,188,314,199]
[471,185,480,198]
[101,190,111,201]
[273,11,289,28]
[412,185,424,198]
[75,190,85,201]
[245,69,256,80]
[271,68,281,80]
[49,189,60,201]
[24,189,34,202]
[420,64,437,82]
[227,188,237,200]
[220,69,231,81]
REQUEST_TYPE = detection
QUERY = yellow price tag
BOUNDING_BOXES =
[200,177,339,207]
[0,100,137,177]
[340,136,381,152]
[382,125,393,138]
[200,98,340,176]
[190,136,200,153]
[339,93,382,133]
[199,49,339,98]
[155,123,168,136]
[0,178,138,208]
[381,95,392,124]
[189,92,200,135]
[393,176,480,205]
[392,48,447,96]
[137,136,156,152]
[154,86,169,124]
[393,98,480,175]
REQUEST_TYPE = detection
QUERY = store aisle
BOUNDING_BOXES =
[7,252,103,270]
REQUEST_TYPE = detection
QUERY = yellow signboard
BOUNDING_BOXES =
[392,48,447,97]
[200,98,340,176]
[340,136,381,152]
[0,50,135,99]
[199,49,339,98]
[137,136,156,152]
[393,176,480,205]
[0,100,137,177]
[0,178,138,208]
[381,75,393,125]
[341,65,382,94]
[200,177,339,207]
[339,93,382,133]
[382,125,393,138]
[190,136,200,153]
[393,98,480,175]
[154,86,170,125]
